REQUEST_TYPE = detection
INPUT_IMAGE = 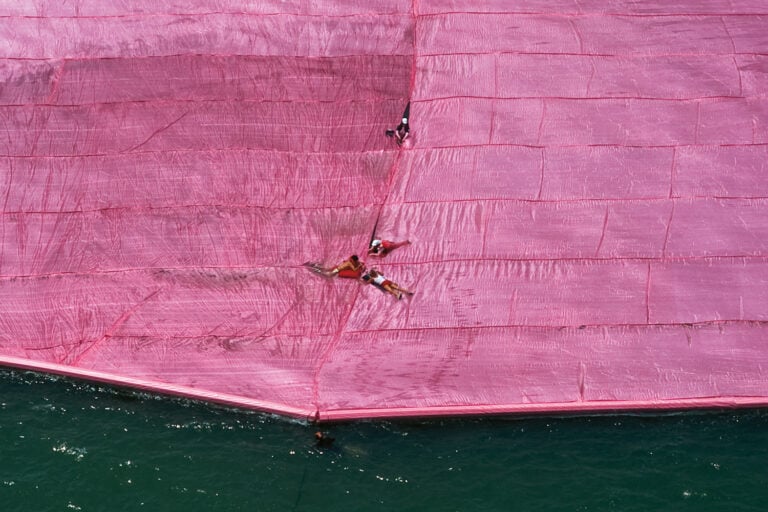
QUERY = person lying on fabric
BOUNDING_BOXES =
[304,255,365,279]
[368,238,411,257]
[329,254,365,279]
[362,269,414,300]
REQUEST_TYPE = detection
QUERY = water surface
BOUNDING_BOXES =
[2,369,767,511]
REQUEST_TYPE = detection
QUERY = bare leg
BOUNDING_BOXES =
[381,284,401,300]
[397,287,414,296]
[386,283,413,299]
[369,240,411,257]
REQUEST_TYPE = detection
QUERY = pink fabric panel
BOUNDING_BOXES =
[0,55,408,108]
[45,55,409,105]
[738,55,768,98]
[418,0,585,14]
[573,16,733,55]
[0,152,393,212]
[418,0,768,15]
[489,99,544,145]
[472,146,543,199]
[497,54,593,98]
[391,146,542,203]
[494,55,741,99]
[0,270,353,343]
[724,15,768,53]
[0,1,411,17]
[581,323,768,401]
[380,198,767,263]
[540,147,673,200]
[674,146,768,198]
[650,260,768,323]
[418,15,579,55]
[318,323,768,413]
[597,201,672,258]
[374,201,486,261]
[0,15,413,59]
[76,335,328,408]
[482,200,674,259]
[115,275,349,339]
[417,98,497,147]
[347,260,650,331]
[0,273,147,351]
[666,199,768,257]
[483,200,607,259]
[586,56,741,99]
[0,207,378,275]
[415,13,741,55]
[0,100,406,156]
[697,98,768,145]
[539,99,698,146]
[4,332,328,409]
[414,54,496,100]
[0,61,58,105]
[319,327,582,411]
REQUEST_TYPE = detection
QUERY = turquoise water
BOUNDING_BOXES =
[2,369,767,511]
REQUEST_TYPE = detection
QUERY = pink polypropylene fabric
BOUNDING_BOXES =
[1,1,768,421]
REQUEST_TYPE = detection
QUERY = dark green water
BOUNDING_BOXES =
[2,369,767,511]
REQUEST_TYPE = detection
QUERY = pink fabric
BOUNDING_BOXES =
[1,1,767,421]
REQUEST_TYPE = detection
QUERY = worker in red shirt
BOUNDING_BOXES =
[368,239,410,257]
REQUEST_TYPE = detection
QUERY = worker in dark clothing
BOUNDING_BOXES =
[385,102,411,146]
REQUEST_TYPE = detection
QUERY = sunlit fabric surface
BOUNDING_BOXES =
[1,1,767,420]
